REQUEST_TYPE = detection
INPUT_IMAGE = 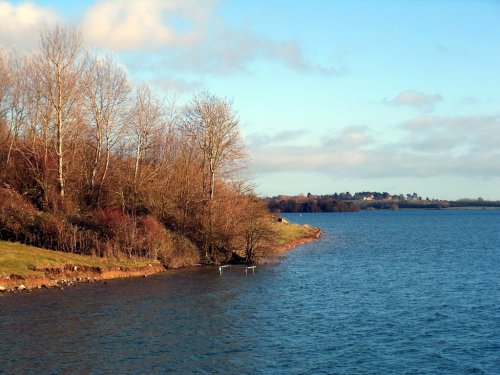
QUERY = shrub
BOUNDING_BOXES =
[93,208,138,258]
[0,187,39,243]
[158,233,200,268]
[139,215,172,260]
[0,187,203,264]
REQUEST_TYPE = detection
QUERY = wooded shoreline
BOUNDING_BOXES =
[0,225,321,295]
[1,25,292,272]
[1,24,325,295]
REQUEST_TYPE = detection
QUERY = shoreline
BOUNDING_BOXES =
[0,263,167,294]
[256,227,322,263]
[0,228,322,296]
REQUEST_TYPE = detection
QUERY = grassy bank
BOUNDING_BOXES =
[0,241,158,277]
[272,222,320,247]
[258,221,322,261]
[0,221,321,293]
[0,241,163,292]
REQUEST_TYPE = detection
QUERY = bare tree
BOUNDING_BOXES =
[38,24,86,198]
[16,54,55,208]
[0,26,276,264]
[0,52,17,166]
[183,92,245,201]
[240,195,275,263]
[0,51,13,184]
[84,54,130,206]
[0,50,10,125]
[130,84,163,185]
[182,91,246,258]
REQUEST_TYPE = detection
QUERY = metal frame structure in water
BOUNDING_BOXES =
[218,265,256,275]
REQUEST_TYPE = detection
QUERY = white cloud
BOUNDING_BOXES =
[154,77,203,94]
[0,1,343,78]
[80,0,343,76]
[385,90,443,111]
[321,126,372,149]
[249,114,500,180]
[81,0,212,50]
[159,28,344,76]
[246,130,308,148]
[0,2,59,50]
[401,114,500,152]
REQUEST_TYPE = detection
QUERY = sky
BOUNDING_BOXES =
[1,0,500,200]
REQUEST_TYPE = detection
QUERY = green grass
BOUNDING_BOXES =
[0,241,157,277]
[272,222,317,246]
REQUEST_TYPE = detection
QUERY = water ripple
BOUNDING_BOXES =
[1,210,499,374]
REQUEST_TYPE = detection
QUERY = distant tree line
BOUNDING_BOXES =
[266,196,360,213]
[268,192,500,212]
[318,191,422,201]
[0,24,274,264]
[449,200,500,208]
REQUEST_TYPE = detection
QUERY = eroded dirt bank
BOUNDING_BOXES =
[0,263,166,294]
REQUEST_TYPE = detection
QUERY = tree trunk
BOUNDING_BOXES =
[210,168,215,200]
[56,72,64,198]
[90,124,102,193]
[96,145,110,206]
[134,137,142,184]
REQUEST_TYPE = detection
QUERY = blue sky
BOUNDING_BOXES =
[1,0,500,199]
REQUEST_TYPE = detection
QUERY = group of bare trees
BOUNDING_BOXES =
[0,25,272,263]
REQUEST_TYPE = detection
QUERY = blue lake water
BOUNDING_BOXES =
[1,210,499,374]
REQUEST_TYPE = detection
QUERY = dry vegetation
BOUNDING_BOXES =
[0,220,320,292]
[0,24,319,273]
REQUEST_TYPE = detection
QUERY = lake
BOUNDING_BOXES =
[1,210,499,374]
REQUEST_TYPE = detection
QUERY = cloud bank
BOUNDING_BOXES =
[79,0,342,76]
[249,114,500,180]
[0,1,342,79]
[0,2,58,49]
[81,0,212,50]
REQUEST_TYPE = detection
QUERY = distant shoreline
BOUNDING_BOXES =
[267,195,500,213]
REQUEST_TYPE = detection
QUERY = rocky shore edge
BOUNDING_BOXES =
[0,228,322,295]
[0,263,166,294]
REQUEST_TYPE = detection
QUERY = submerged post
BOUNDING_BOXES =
[245,266,256,275]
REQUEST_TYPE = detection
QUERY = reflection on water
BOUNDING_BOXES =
[1,210,499,374]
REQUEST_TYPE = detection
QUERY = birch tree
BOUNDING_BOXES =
[130,84,163,185]
[84,54,130,206]
[38,24,86,199]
